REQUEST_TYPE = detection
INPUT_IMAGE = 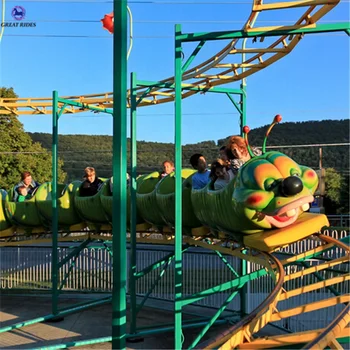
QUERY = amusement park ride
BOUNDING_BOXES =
[0,0,349,349]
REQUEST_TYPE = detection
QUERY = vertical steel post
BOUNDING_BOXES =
[239,85,247,316]
[240,250,247,316]
[112,0,127,348]
[240,83,247,136]
[52,90,59,316]
[129,72,138,335]
[174,23,183,350]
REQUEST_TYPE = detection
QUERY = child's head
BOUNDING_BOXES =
[219,146,229,163]
[210,159,227,180]
[84,167,96,183]
[162,160,174,175]
[190,154,207,173]
[21,171,32,186]
[18,186,28,196]
[226,136,249,160]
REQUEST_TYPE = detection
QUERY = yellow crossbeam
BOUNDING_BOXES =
[229,48,288,54]
[280,274,350,300]
[238,327,350,349]
[270,295,350,322]
[277,242,335,267]
[246,23,316,33]
[253,0,339,12]
[285,255,350,281]
[214,63,266,69]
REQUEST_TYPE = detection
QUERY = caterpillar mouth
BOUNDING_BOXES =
[262,195,314,228]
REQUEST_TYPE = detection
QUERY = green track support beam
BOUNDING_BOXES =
[215,250,240,278]
[112,0,128,348]
[58,97,113,114]
[188,290,239,349]
[174,23,183,350]
[182,40,205,72]
[137,79,243,95]
[58,238,91,268]
[240,249,247,316]
[129,72,138,335]
[177,22,350,42]
[136,256,175,314]
[226,92,242,115]
[52,90,59,316]
[240,84,247,136]
[180,267,267,306]
[135,251,175,278]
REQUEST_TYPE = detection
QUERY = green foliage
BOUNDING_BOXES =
[29,119,349,182]
[323,168,349,214]
[325,168,342,204]
[0,87,66,190]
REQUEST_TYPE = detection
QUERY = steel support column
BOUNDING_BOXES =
[112,0,128,348]
[174,23,184,349]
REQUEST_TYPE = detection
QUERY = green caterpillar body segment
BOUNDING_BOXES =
[0,151,324,251]
[5,192,42,228]
[100,175,147,228]
[36,181,83,227]
[156,169,202,233]
[0,190,11,232]
[136,172,165,228]
[74,182,110,227]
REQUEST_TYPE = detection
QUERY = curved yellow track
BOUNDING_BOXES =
[0,0,340,115]
[211,233,350,350]
[1,229,348,349]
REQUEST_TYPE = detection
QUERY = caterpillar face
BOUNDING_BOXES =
[234,151,319,229]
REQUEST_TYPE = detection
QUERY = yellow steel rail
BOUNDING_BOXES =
[203,234,350,349]
[0,0,341,115]
[1,230,348,349]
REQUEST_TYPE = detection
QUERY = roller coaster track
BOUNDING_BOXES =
[1,229,349,349]
[195,233,350,349]
[0,0,342,115]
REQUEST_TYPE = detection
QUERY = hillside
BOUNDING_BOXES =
[29,119,349,181]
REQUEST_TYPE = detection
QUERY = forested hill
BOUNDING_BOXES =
[29,119,349,181]
[218,119,349,146]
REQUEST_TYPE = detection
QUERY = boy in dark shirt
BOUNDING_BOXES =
[80,167,104,197]
[190,153,211,190]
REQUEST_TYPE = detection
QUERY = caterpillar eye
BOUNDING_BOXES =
[290,168,301,177]
[264,178,276,191]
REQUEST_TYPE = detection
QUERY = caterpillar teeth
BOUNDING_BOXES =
[286,209,296,217]
[302,203,310,212]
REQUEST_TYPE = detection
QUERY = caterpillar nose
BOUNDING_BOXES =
[281,176,303,196]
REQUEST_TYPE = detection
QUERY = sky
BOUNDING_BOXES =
[0,0,349,145]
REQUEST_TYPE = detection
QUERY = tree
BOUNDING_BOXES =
[323,168,343,214]
[0,87,66,190]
